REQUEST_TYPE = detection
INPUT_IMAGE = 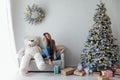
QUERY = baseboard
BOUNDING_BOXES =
[65,65,77,68]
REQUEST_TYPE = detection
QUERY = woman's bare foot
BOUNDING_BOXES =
[48,59,54,66]
[43,58,48,61]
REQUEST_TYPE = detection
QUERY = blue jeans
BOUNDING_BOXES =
[42,46,61,61]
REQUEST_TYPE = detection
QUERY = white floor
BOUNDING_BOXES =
[13,72,120,80]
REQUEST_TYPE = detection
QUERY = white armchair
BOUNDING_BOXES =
[18,45,65,71]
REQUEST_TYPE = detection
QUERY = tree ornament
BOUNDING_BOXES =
[85,42,89,46]
[86,54,92,59]
[94,43,98,47]
[103,16,108,21]
[112,54,115,57]
[101,2,105,8]
[77,63,83,71]
[102,60,106,64]
[102,13,106,17]
[99,61,102,63]
[93,24,97,29]
[99,24,103,28]
[104,49,108,54]
[106,29,111,34]
[93,34,99,40]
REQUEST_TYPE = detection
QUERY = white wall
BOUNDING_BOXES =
[11,0,120,67]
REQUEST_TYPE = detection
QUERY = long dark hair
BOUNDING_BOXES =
[43,32,55,55]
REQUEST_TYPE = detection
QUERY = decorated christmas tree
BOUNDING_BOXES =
[80,2,119,71]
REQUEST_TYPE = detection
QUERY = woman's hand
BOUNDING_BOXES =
[54,55,57,60]
[54,51,57,60]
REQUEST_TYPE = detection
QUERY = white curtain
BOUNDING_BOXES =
[0,0,18,80]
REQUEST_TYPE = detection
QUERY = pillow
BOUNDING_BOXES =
[56,45,64,54]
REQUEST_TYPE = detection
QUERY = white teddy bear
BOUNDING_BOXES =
[17,36,46,75]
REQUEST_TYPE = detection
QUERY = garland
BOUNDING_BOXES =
[25,4,45,25]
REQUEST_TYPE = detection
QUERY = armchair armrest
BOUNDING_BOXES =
[61,53,65,69]
[56,45,65,68]
[18,57,21,67]
[17,52,24,67]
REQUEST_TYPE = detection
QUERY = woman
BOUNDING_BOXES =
[42,32,61,66]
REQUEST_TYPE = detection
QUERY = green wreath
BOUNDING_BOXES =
[25,4,45,25]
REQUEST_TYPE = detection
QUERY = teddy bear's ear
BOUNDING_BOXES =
[35,36,40,40]
[34,36,39,41]
[24,36,29,40]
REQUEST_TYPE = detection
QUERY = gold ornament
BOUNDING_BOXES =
[93,35,99,40]
[88,55,91,59]
[112,54,115,57]
[103,16,108,21]
[85,42,89,46]
[102,60,106,64]
[94,43,98,47]
[38,17,42,21]
[99,24,103,30]
[101,2,105,8]
[106,38,109,42]
[109,39,112,43]
[102,13,105,17]
[106,29,111,34]
[98,32,100,35]
[99,60,102,63]
[93,24,97,29]
[26,9,31,14]
[104,49,108,53]
[86,54,91,59]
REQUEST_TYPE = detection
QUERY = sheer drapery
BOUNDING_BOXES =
[0,0,18,80]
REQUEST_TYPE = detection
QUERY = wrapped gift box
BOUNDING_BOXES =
[115,72,120,75]
[74,70,85,76]
[116,68,120,73]
[93,72,101,77]
[54,65,60,75]
[101,70,113,78]
[61,67,75,76]
[98,76,109,80]
[115,72,120,78]
[116,63,120,68]
[115,74,120,78]
[84,68,92,75]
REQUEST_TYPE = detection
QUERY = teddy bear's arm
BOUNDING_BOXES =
[17,47,25,58]
[38,47,42,53]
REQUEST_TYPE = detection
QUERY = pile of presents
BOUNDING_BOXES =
[54,63,120,80]
[114,64,120,78]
